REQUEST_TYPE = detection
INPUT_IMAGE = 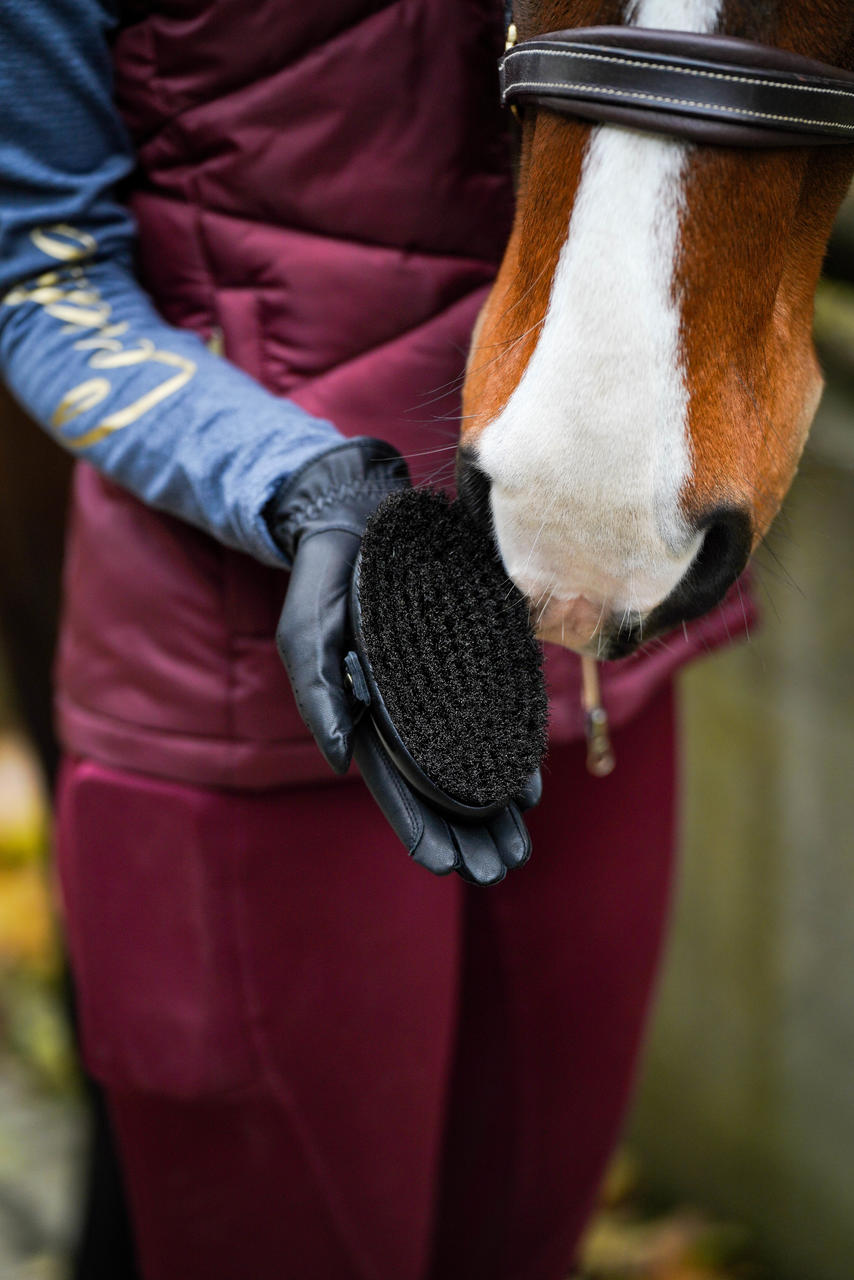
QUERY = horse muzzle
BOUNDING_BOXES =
[456,447,752,657]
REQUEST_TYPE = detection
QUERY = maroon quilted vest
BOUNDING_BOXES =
[56,0,750,788]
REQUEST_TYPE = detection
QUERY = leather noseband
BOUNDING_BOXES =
[500,27,854,147]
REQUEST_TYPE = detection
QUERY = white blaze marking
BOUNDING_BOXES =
[626,0,721,24]
[477,0,724,625]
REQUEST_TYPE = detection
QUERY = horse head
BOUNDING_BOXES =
[460,0,854,656]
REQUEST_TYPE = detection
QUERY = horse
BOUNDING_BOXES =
[459,0,854,659]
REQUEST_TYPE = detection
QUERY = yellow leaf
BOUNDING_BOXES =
[0,866,60,975]
[0,737,49,868]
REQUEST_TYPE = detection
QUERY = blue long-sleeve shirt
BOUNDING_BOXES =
[0,0,342,566]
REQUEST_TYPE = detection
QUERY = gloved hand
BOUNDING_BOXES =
[268,438,411,774]
[353,718,541,885]
[268,436,540,886]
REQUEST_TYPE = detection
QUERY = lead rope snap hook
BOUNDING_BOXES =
[581,656,616,778]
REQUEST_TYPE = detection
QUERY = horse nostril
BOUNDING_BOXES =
[644,506,753,641]
[690,507,753,616]
[675,506,754,625]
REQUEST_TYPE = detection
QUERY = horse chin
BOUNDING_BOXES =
[536,616,660,661]
[533,594,647,659]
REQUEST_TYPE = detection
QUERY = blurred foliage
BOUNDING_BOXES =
[814,278,854,386]
[0,735,75,1091]
[815,189,854,386]
[823,188,854,287]
[575,1151,766,1280]
[0,744,50,873]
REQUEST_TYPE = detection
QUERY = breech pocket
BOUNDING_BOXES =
[56,759,256,1098]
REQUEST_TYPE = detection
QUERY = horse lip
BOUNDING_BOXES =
[455,446,494,533]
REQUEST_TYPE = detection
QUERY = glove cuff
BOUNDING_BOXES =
[265,438,410,560]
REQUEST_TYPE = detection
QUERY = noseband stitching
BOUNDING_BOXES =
[502,46,854,100]
[504,78,854,132]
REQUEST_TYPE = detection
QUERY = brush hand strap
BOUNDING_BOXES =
[269,439,410,775]
[353,719,533,887]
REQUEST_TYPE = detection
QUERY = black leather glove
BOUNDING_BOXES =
[353,719,540,885]
[268,437,410,775]
[268,437,540,886]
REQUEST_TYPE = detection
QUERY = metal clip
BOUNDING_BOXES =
[581,657,616,778]
[343,651,371,711]
[585,707,616,778]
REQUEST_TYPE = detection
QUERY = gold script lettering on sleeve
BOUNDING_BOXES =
[50,379,112,429]
[67,352,197,448]
[3,225,199,447]
[30,225,97,262]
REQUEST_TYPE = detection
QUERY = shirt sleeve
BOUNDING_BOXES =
[0,0,342,567]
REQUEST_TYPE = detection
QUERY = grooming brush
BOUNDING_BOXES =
[344,488,549,820]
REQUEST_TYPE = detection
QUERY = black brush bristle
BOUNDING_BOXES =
[357,488,548,808]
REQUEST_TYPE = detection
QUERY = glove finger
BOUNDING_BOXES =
[488,804,532,871]
[451,822,507,887]
[353,722,458,877]
[412,805,465,879]
[276,531,359,774]
[515,769,543,812]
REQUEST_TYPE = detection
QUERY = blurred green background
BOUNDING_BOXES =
[1,194,853,1280]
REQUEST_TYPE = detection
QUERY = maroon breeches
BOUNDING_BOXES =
[56,685,676,1280]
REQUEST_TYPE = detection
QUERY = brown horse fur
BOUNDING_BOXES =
[679,4,854,539]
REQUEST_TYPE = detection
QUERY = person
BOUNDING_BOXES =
[0,1,750,1276]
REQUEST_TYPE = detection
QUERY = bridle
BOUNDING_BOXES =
[499,20,854,148]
